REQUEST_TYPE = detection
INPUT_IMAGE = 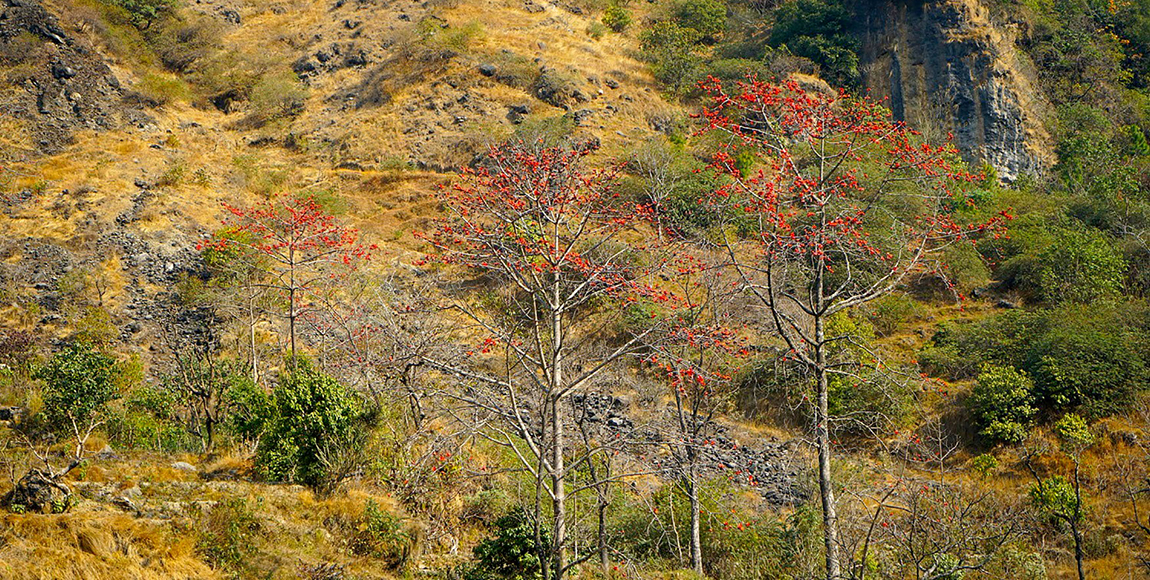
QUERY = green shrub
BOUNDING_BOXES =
[671,0,726,38]
[196,497,261,577]
[1035,229,1125,304]
[602,5,631,32]
[586,21,607,40]
[469,507,547,580]
[112,0,176,29]
[866,294,925,336]
[920,304,1150,419]
[247,70,308,123]
[348,500,412,568]
[33,343,120,431]
[255,360,374,490]
[639,22,704,94]
[969,365,1036,444]
[1027,323,1147,417]
[768,0,858,84]
[225,378,272,441]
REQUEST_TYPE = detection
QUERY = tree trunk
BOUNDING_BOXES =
[687,471,703,577]
[815,315,841,580]
[552,393,567,580]
[1073,464,1086,580]
[598,500,609,573]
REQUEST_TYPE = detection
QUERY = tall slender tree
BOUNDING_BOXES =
[699,78,1008,579]
[417,142,678,580]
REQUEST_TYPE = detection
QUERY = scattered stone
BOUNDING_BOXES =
[171,461,198,473]
[478,63,497,77]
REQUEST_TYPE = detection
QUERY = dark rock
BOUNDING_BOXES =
[51,63,76,80]
[995,299,1019,309]
[219,8,241,24]
[478,63,497,77]
[3,469,71,514]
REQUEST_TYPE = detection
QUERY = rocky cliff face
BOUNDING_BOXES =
[855,0,1053,181]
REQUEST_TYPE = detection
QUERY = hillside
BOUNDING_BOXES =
[0,0,1149,577]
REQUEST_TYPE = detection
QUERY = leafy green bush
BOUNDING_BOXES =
[921,304,1150,419]
[639,22,704,94]
[348,500,412,568]
[866,294,925,336]
[196,497,262,577]
[671,0,727,38]
[136,72,192,105]
[769,0,858,84]
[1027,322,1147,417]
[468,507,547,580]
[1035,229,1125,304]
[255,360,375,490]
[969,365,1036,444]
[602,5,632,32]
[33,343,120,431]
[111,0,176,29]
[247,70,308,124]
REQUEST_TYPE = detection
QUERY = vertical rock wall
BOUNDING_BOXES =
[855,0,1053,181]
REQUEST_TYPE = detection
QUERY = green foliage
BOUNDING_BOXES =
[1030,475,1081,523]
[196,497,262,578]
[922,304,1150,419]
[33,343,120,431]
[969,365,1036,444]
[970,453,999,478]
[223,375,271,441]
[348,500,412,568]
[136,72,192,105]
[468,507,547,580]
[1035,229,1125,304]
[769,0,858,84]
[866,294,925,336]
[111,0,176,29]
[511,115,577,148]
[1052,413,1094,451]
[602,4,632,32]
[248,70,308,123]
[106,383,197,451]
[671,0,727,38]
[639,22,704,94]
[1027,318,1147,417]
[255,360,374,490]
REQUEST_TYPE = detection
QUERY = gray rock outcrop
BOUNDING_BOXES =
[856,0,1054,181]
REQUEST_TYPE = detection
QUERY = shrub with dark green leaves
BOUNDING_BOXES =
[113,0,176,29]
[1027,322,1147,417]
[639,22,704,94]
[33,343,120,431]
[1035,229,1125,304]
[197,497,262,577]
[468,507,547,580]
[671,0,727,39]
[969,365,1036,444]
[769,0,858,84]
[255,361,374,489]
[920,303,1149,419]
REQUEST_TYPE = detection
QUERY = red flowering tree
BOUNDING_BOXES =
[642,259,747,576]
[699,78,1008,580]
[418,142,678,580]
[199,195,374,365]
